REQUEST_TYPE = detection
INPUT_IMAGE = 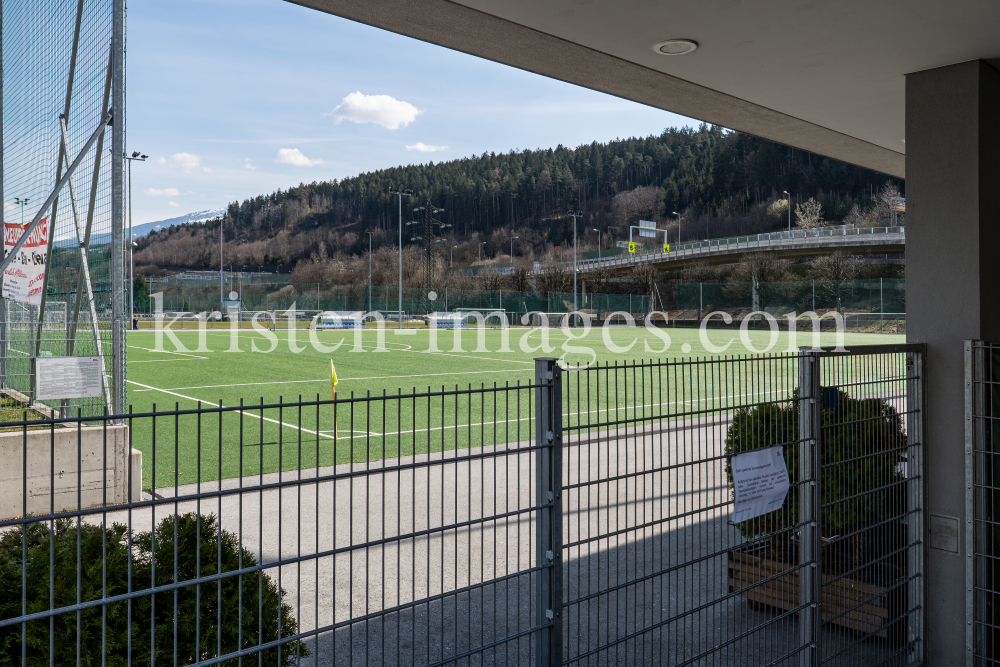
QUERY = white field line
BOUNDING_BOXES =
[127,345,209,363]
[130,329,539,365]
[129,378,785,442]
[127,380,339,441]
[318,388,795,438]
[130,367,534,392]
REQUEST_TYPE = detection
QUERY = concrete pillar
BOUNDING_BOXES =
[906,59,1000,664]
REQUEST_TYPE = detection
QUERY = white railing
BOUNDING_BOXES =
[572,226,905,272]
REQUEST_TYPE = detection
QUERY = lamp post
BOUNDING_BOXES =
[367,231,374,313]
[388,188,413,329]
[568,210,582,325]
[125,152,147,328]
[451,245,457,268]
[479,241,486,263]
[592,228,601,260]
[13,197,29,225]
[510,236,518,263]
[672,211,681,244]
[783,190,791,232]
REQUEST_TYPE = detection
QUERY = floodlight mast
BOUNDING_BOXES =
[389,188,413,329]
[125,151,147,328]
[367,230,374,313]
[783,191,791,232]
[568,211,582,326]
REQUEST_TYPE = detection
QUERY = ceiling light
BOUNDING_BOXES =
[653,39,698,56]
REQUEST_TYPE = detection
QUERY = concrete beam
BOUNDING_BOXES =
[289,0,905,177]
[906,58,1000,664]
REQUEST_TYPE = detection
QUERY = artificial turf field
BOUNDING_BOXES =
[125,325,904,490]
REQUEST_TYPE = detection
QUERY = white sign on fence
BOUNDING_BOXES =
[3,218,48,306]
[35,357,103,400]
[731,446,790,522]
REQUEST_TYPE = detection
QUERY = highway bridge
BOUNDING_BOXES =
[570,226,905,275]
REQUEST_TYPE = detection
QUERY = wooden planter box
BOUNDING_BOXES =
[728,549,890,638]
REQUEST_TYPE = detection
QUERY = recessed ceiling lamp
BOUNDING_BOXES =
[653,39,698,56]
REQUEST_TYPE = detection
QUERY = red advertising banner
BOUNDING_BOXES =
[3,218,48,306]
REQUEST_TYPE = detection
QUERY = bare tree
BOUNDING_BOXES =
[873,182,905,226]
[794,197,824,229]
[728,251,791,314]
[506,266,531,292]
[842,202,877,228]
[731,251,790,284]
[812,250,860,314]
[535,262,573,294]
[610,185,664,233]
[477,267,504,291]
[683,261,719,283]
[629,263,657,297]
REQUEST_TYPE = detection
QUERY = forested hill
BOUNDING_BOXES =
[134,125,903,275]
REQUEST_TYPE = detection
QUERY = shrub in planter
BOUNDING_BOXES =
[0,513,307,666]
[724,388,907,572]
[0,520,133,666]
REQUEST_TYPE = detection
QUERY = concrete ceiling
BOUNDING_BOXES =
[289,0,1000,179]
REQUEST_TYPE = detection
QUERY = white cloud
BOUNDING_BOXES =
[168,201,180,208]
[144,187,180,196]
[328,92,421,130]
[157,153,201,173]
[275,148,323,167]
[406,142,448,153]
[243,158,256,171]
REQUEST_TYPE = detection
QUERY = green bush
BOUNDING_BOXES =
[0,513,307,666]
[724,389,906,544]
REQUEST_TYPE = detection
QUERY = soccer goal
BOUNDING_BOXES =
[523,312,570,328]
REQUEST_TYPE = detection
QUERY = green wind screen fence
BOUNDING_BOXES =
[139,282,652,318]
[137,278,903,319]
[673,279,905,318]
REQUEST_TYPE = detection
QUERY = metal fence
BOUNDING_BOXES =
[0,346,924,666]
[136,282,653,321]
[967,340,1000,665]
[1,0,126,417]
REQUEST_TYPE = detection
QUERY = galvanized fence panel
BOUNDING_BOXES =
[0,346,923,666]
[967,340,1000,666]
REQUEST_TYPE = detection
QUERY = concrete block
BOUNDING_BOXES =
[0,425,135,520]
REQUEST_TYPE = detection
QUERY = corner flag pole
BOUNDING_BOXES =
[329,360,338,439]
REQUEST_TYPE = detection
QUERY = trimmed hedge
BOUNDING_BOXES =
[724,388,907,543]
[0,513,307,666]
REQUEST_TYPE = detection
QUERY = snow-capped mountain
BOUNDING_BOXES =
[129,207,226,239]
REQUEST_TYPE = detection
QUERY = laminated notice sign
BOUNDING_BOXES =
[3,218,48,306]
[35,357,103,400]
[731,446,790,522]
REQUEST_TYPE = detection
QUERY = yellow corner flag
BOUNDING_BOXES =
[329,360,338,438]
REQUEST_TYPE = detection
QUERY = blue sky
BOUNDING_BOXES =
[127,0,698,225]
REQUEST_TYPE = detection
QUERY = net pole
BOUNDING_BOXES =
[32,0,84,372]
[0,1,5,391]
[68,44,113,356]
[59,116,112,413]
[112,0,125,416]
